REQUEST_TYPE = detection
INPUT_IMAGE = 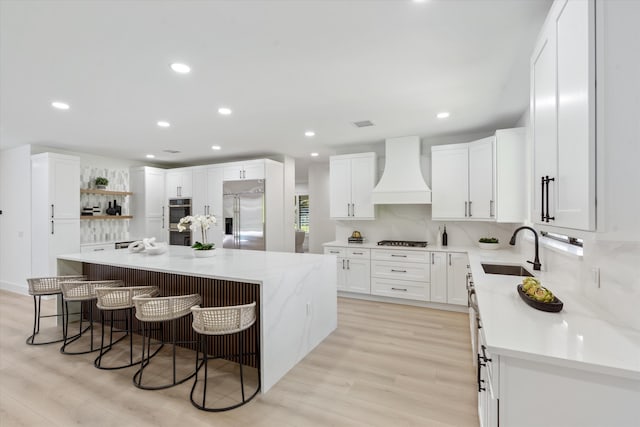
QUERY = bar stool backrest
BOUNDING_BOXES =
[191,302,257,336]
[26,275,87,296]
[132,294,201,322]
[95,286,160,310]
[60,280,124,301]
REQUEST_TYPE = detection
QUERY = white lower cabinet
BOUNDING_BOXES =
[431,252,468,305]
[371,249,430,302]
[325,245,468,307]
[325,247,370,294]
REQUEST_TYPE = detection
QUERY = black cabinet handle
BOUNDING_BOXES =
[391,287,408,291]
[353,252,364,255]
[51,220,54,235]
[541,176,545,222]
[51,204,54,218]
[545,176,555,222]
[469,200,472,217]
[477,354,486,392]
[390,269,407,273]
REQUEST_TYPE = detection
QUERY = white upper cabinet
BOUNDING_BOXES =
[431,145,469,219]
[223,160,265,181]
[166,168,193,198]
[468,137,494,220]
[432,129,524,222]
[329,153,376,220]
[532,0,595,231]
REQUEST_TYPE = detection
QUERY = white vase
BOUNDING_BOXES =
[193,249,216,258]
[478,242,500,250]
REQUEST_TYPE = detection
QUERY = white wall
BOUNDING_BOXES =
[308,162,334,254]
[282,156,296,252]
[0,145,32,293]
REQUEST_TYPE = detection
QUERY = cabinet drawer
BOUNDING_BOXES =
[371,260,430,282]
[324,247,345,257]
[371,277,429,301]
[81,243,113,253]
[346,248,370,258]
[371,249,429,263]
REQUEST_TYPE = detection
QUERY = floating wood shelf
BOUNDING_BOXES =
[80,189,133,196]
[81,215,133,220]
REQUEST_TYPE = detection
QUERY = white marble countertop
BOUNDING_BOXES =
[324,239,640,379]
[59,245,330,285]
[466,248,640,380]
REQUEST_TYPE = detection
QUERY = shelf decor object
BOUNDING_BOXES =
[95,177,109,190]
[517,284,563,313]
[478,237,500,250]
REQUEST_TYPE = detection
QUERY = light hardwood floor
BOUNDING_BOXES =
[0,290,478,426]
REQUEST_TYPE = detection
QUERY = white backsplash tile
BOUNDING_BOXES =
[80,166,130,244]
[334,204,519,247]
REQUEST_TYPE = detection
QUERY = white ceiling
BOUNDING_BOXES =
[0,0,551,179]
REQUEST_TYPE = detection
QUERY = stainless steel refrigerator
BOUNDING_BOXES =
[223,179,265,250]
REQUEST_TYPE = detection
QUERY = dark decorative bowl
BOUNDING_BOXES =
[517,284,564,313]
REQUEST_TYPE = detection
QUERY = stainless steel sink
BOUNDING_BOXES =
[481,263,534,277]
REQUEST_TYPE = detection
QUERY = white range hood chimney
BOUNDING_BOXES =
[371,136,432,204]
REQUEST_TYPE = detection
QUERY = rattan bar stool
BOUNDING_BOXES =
[60,280,124,355]
[94,286,160,370]
[132,293,202,390]
[25,275,87,345]
[190,302,260,412]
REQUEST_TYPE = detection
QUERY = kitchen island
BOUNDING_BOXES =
[57,246,337,392]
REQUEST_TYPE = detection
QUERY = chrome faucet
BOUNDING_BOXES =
[509,226,542,271]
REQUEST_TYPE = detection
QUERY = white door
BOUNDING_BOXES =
[430,252,447,303]
[432,146,469,219]
[555,0,595,230]
[345,258,371,294]
[49,219,80,275]
[532,25,558,225]
[468,137,494,220]
[165,172,181,199]
[207,167,224,248]
[446,252,469,306]
[329,158,351,218]
[51,156,79,219]
[242,161,265,180]
[144,217,166,243]
[178,170,193,198]
[145,168,165,218]
[336,257,347,291]
[223,164,244,181]
[350,156,376,219]
[191,168,208,215]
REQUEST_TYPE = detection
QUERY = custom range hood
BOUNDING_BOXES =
[371,136,432,204]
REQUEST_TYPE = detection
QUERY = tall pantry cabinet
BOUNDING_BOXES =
[129,166,166,242]
[31,153,80,277]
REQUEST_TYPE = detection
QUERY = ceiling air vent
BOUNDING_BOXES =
[352,120,374,128]
[162,149,181,154]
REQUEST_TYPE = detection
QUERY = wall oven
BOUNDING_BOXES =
[168,198,191,246]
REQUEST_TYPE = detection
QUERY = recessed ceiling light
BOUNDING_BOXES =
[51,101,70,110]
[310,152,319,157]
[157,121,171,127]
[218,107,232,115]
[170,63,191,74]
[437,112,450,119]
[305,131,315,137]
[146,154,155,159]
[211,145,221,150]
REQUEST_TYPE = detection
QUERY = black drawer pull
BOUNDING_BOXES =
[391,254,407,257]
[391,287,407,292]
[390,269,407,273]
[353,252,364,255]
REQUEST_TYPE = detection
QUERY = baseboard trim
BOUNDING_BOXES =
[337,291,469,313]
[0,280,28,296]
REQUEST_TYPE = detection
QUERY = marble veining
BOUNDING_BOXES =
[57,246,337,392]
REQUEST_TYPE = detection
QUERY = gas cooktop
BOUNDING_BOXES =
[377,240,428,248]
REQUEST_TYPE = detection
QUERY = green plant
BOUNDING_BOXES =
[479,237,499,244]
[191,241,215,251]
[95,177,109,186]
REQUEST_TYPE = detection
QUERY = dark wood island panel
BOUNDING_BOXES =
[83,262,260,368]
